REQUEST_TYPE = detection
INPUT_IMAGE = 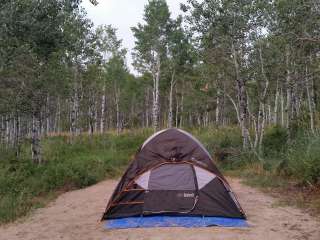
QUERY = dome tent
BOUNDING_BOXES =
[102,128,247,228]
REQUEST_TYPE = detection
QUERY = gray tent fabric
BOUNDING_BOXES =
[135,170,150,189]
[141,129,168,149]
[148,164,195,191]
[135,164,216,190]
[194,166,216,189]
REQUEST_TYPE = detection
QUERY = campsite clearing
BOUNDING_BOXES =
[0,178,319,240]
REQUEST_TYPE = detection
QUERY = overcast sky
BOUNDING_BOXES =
[81,0,187,73]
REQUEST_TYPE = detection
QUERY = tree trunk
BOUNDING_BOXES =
[70,64,80,140]
[168,69,175,128]
[256,44,269,151]
[273,80,279,125]
[88,97,95,136]
[55,96,61,134]
[285,46,292,130]
[226,93,241,124]
[306,66,316,134]
[13,113,21,157]
[45,94,50,136]
[100,84,106,133]
[0,115,5,145]
[31,112,42,164]
[5,115,10,146]
[280,87,285,127]
[175,84,179,128]
[179,89,184,128]
[215,88,220,125]
[232,43,250,149]
[145,88,150,128]
[152,54,161,132]
[204,104,209,127]
[115,88,121,135]
[94,99,98,133]
[70,86,79,139]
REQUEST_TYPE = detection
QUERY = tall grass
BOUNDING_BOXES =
[0,131,150,224]
[284,134,320,184]
[1,126,319,223]
[195,126,320,214]
[210,125,320,186]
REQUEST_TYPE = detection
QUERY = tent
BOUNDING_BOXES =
[102,128,247,228]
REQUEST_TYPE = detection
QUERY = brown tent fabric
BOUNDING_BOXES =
[102,128,246,220]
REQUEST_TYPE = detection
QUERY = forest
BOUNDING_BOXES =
[1,0,320,224]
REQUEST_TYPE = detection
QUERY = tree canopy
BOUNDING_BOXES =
[1,0,320,161]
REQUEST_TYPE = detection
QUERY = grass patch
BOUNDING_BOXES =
[223,161,320,216]
[1,125,320,223]
[181,126,320,215]
[0,130,150,224]
[216,126,320,216]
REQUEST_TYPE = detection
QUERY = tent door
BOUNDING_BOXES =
[142,163,198,214]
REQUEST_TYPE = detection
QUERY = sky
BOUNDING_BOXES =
[81,0,187,74]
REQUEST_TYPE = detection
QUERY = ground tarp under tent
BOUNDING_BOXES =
[102,128,247,228]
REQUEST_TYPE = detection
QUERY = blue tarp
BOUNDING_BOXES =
[105,216,248,229]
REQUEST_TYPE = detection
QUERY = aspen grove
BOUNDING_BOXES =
[1,0,320,163]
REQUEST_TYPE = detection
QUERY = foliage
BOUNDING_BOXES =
[0,132,148,223]
[1,0,320,224]
[221,127,320,186]
[1,126,320,223]
[262,125,288,154]
[131,0,171,72]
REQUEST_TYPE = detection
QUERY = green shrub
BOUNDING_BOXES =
[193,126,242,154]
[262,125,288,154]
[285,135,320,184]
[1,127,320,224]
[0,132,146,224]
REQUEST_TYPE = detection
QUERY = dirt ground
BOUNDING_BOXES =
[1,178,319,240]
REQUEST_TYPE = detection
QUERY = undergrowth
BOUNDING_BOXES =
[216,125,320,215]
[0,130,149,224]
[1,126,320,223]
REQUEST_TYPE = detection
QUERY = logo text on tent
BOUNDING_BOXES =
[183,193,194,198]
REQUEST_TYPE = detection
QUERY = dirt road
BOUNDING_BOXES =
[1,178,319,240]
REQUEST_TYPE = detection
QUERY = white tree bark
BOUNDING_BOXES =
[215,88,221,125]
[145,88,150,128]
[168,69,175,128]
[100,84,106,133]
[88,97,95,136]
[226,93,241,125]
[115,87,121,135]
[204,104,209,127]
[254,44,269,151]
[232,42,250,149]
[70,93,78,136]
[94,99,98,133]
[152,53,161,132]
[175,85,179,128]
[273,80,279,125]
[45,94,50,135]
[70,82,80,139]
[0,115,4,145]
[306,67,316,134]
[179,88,184,128]
[31,112,42,164]
[285,46,292,130]
[55,96,61,134]
[280,87,285,127]
[14,114,21,156]
[5,115,10,146]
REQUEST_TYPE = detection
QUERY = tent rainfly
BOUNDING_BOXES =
[102,128,247,228]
